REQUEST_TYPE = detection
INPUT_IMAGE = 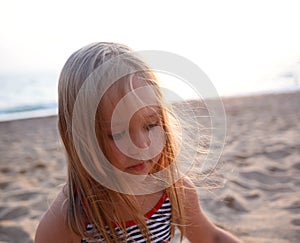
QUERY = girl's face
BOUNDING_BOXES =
[99,78,164,175]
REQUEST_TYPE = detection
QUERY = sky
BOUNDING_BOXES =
[1,0,300,95]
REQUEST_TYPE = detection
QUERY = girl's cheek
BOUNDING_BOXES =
[107,142,127,162]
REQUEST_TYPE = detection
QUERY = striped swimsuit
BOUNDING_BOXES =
[81,193,172,242]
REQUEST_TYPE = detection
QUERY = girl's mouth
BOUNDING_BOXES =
[126,162,146,172]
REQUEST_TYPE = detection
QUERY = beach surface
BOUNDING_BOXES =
[0,91,300,243]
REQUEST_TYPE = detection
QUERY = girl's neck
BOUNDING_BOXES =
[114,191,164,222]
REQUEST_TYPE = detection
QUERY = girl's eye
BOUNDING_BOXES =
[108,131,125,140]
[145,122,159,131]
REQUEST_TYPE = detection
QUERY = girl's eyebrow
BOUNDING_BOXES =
[102,110,161,129]
[140,108,161,119]
[148,112,161,120]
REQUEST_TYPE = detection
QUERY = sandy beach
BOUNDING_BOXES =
[0,91,299,243]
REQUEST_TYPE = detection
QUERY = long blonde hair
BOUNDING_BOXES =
[58,42,187,242]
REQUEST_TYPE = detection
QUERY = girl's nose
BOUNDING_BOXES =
[128,130,151,155]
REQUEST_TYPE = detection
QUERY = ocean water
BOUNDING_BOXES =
[0,73,58,122]
[0,70,299,122]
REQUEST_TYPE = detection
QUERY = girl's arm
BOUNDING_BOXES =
[177,178,241,243]
[34,189,80,243]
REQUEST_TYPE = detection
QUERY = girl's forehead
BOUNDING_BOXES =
[100,76,161,121]
[101,76,146,104]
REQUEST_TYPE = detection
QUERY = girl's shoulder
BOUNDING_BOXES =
[175,176,198,196]
[35,187,80,243]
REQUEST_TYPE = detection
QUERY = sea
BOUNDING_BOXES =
[0,73,58,122]
[0,70,299,122]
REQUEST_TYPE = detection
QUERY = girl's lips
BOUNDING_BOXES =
[126,162,146,172]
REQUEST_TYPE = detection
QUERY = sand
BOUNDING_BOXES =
[0,91,300,243]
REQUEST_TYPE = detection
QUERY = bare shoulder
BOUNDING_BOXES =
[176,176,200,203]
[35,187,80,243]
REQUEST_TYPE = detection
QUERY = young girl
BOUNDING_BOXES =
[35,42,240,242]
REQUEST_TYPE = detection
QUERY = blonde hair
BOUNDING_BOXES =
[58,42,187,242]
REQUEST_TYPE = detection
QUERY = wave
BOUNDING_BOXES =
[0,102,58,122]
